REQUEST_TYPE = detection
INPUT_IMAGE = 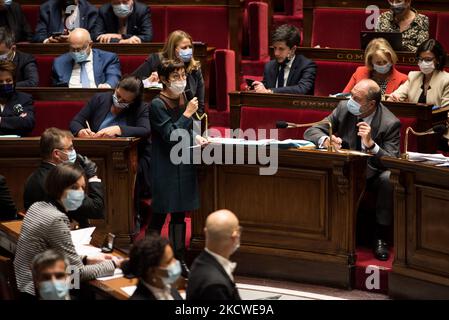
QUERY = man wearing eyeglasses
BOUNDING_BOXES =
[23,127,105,228]
[51,28,121,88]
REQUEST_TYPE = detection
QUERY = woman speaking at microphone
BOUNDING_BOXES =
[149,59,208,278]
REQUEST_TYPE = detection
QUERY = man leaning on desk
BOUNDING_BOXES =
[304,79,400,261]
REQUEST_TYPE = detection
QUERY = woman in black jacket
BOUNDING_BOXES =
[133,30,205,115]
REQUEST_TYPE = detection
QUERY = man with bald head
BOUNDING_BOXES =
[187,209,242,301]
[304,79,400,261]
[52,28,121,88]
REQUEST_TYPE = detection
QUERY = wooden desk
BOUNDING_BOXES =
[0,138,139,247]
[384,158,449,299]
[190,147,367,288]
[0,220,138,300]
[229,91,446,153]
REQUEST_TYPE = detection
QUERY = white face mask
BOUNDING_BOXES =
[418,60,435,75]
[168,80,186,96]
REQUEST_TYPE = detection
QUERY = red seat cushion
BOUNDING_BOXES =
[32,101,85,136]
[398,117,417,153]
[214,49,235,112]
[166,6,229,49]
[312,8,369,49]
[21,5,40,34]
[421,11,438,40]
[436,12,449,51]
[35,55,56,87]
[315,61,363,97]
[246,2,269,61]
[118,55,148,76]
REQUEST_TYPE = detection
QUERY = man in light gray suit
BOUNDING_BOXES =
[304,79,400,261]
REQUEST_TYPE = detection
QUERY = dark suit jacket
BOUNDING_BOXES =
[52,48,121,88]
[129,282,183,300]
[132,53,205,114]
[304,101,401,174]
[23,162,105,228]
[13,51,39,87]
[0,91,35,136]
[186,251,241,301]
[0,175,17,221]
[262,54,316,95]
[32,0,98,43]
[0,2,33,42]
[92,1,152,42]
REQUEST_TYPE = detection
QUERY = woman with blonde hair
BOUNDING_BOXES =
[343,38,408,97]
[132,30,205,114]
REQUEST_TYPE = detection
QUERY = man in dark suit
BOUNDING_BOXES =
[0,1,32,42]
[253,24,316,95]
[187,210,242,301]
[33,0,98,43]
[304,79,400,261]
[0,27,38,87]
[0,175,17,221]
[0,61,35,136]
[92,0,153,44]
[23,127,105,228]
[52,28,121,88]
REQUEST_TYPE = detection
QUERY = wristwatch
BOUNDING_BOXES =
[365,142,376,151]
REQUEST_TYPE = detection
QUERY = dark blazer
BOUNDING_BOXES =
[262,54,316,95]
[13,51,39,87]
[304,101,401,174]
[23,161,105,228]
[129,282,183,300]
[32,0,98,43]
[70,92,151,138]
[0,175,17,221]
[186,251,241,301]
[0,2,33,42]
[0,91,35,136]
[92,1,152,42]
[52,48,121,88]
[133,53,205,114]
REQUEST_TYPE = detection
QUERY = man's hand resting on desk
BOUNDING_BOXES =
[94,126,122,138]
[323,135,343,150]
[252,81,273,94]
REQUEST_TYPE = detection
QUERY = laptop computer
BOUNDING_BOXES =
[360,31,403,51]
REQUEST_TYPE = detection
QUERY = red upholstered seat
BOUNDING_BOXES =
[312,8,369,49]
[315,61,363,97]
[436,12,449,51]
[32,101,85,136]
[118,55,147,76]
[21,5,40,34]
[166,6,229,50]
[214,49,236,112]
[421,11,438,40]
[398,117,417,153]
[245,2,269,61]
[150,6,167,42]
[35,55,56,87]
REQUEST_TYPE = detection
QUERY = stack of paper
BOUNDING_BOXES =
[70,227,99,256]
[207,137,316,148]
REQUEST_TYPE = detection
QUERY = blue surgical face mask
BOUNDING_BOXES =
[61,149,77,164]
[113,3,132,18]
[179,48,193,63]
[390,2,407,15]
[39,280,69,300]
[3,0,12,6]
[347,98,362,116]
[62,189,85,211]
[112,93,130,109]
[373,62,392,74]
[160,260,181,286]
[71,50,89,64]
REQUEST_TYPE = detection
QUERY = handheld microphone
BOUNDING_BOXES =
[432,124,447,135]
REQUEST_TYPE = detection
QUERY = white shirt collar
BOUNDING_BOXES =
[205,248,237,281]
[141,280,174,300]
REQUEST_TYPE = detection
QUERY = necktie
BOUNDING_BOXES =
[356,118,362,151]
[277,61,287,88]
[80,61,90,88]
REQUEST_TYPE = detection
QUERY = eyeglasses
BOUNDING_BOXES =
[170,73,187,81]
[418,57,435,62]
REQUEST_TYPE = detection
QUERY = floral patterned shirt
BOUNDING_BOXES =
[376,9,429,52]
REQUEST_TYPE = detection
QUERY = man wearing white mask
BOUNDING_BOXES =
[51,28,121,88]
[305,79,400,261]
[389,39,449,112]
[93,0,152,44]
[23,127,105,228]
[187,209,242,301]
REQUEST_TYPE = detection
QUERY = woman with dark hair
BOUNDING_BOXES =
[123,234,183,300]
[132,30,205,115]
[149,59,208,277]
[0,60,35,136]
[389,39,449,111]
[14,164,121,298]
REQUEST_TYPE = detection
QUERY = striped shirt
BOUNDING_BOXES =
[14,201,115,295]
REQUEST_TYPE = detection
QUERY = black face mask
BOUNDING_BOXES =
[0,83,15,99]
[391,3,407,15]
